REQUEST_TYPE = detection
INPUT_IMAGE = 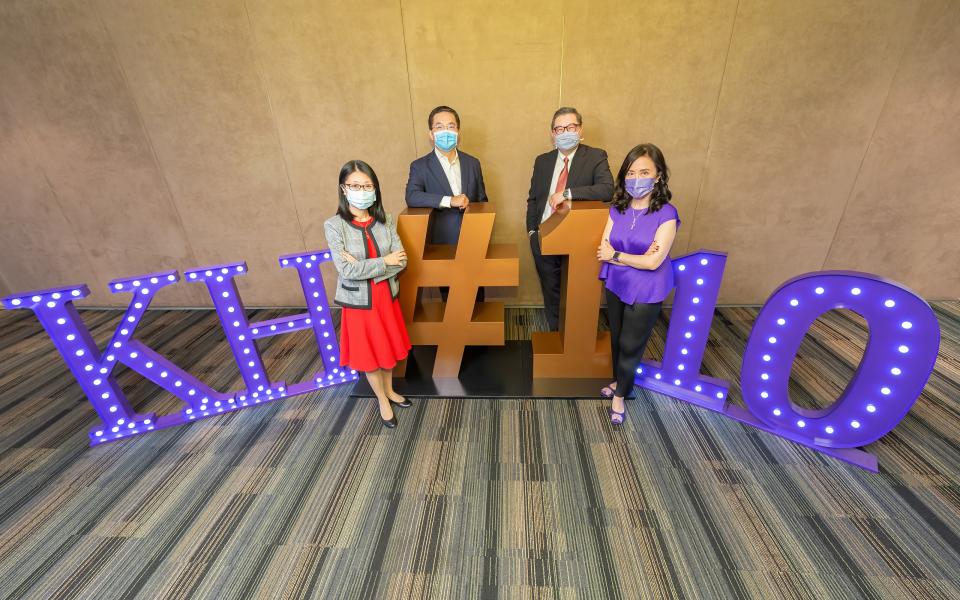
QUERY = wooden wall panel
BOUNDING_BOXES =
[685,0,918,303]
[823,0,960,299]
[97,0,305,306]
[559,0,739,258]
[0,0,201,306]
[400,0,563,303]
[244,0,416,306]
[0,0,956,308]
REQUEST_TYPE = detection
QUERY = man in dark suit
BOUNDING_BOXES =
[406,105,488,245]
[406,105,489,303]
[526,107,614,331]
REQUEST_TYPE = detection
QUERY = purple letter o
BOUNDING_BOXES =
[740,272,940,448]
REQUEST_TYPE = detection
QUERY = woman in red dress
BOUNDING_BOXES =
[323,160,412,428]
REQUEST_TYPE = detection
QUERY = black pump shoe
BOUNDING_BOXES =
[389,397,412,408]
[381,413,398,429]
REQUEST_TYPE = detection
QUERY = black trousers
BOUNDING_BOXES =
[530,234,563,330]
[606,288,661,399]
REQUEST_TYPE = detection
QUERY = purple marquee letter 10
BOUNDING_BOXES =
[627,259,940,471]
[739,271,940,449]
[635,250,730,408]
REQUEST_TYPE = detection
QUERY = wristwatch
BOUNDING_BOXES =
[562,189,572,201]
[612,251,621,262]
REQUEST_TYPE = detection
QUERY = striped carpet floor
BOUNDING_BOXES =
[0,303,958,599]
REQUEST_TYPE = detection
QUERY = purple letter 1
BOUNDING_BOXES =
[739,272,940,453]
[636,251,730,408]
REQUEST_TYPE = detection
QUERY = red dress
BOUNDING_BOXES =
[339,218,411,372]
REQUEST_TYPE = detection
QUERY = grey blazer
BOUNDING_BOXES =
[323,214,407,309]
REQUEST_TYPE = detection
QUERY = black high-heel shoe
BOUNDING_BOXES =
[380,410,397,429]
[389,396,412,408]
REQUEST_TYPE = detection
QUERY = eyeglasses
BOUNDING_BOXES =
[552,123,580,135]
[343,183,375,192]
[431,124,459,131]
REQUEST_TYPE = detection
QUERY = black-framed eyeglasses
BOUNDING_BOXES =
[552,123,581,135]
[343,183,375,192]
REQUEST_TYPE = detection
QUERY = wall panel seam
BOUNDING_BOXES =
[89,0,201,272]
[558,13,565,106]
[820,2,923,270]
[399,0,420,165]
[686,0,741,254]
[241,0,307,252]
[0,49,105,294]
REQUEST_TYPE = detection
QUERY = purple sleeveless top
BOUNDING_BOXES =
[599,203,680,304]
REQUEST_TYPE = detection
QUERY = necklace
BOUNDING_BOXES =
[630,206,645,230]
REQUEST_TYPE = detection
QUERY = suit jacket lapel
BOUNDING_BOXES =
[459,153,471,198]
[427,151,455,197]
[542,149,559,192]
[537,150,559,217]
[566,145,588,187]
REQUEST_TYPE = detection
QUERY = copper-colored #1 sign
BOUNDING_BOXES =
[395,204,519,378]
[533,201,612,378]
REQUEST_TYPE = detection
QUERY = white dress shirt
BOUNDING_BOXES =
[435,148,462,208]
[541,146,577,223]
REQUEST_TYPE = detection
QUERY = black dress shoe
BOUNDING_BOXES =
[381,413,398,429]
[389,397,412,408]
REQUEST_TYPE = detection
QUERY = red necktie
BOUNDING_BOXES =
[555,157,569,194]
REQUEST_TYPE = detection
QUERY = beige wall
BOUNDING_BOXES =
[1,0,958,307]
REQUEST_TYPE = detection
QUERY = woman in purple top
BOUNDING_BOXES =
[597,144,680,425]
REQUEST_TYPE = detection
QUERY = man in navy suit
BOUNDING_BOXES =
[526,107,614,330]
[406,105,489,303]
[405,105,488,245]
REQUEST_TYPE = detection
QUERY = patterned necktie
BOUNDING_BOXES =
[555,156,569,194]
[542,156,569,222]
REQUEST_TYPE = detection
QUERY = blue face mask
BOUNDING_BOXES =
[434,130,458,152]
[554,131,580,152]
[625,177,656,199]
[345,188,376,209]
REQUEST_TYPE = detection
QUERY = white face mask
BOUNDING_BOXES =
[344,188,376,209]
[554,130,580,151]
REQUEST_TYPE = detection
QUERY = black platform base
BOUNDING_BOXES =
[349,340,611,399]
